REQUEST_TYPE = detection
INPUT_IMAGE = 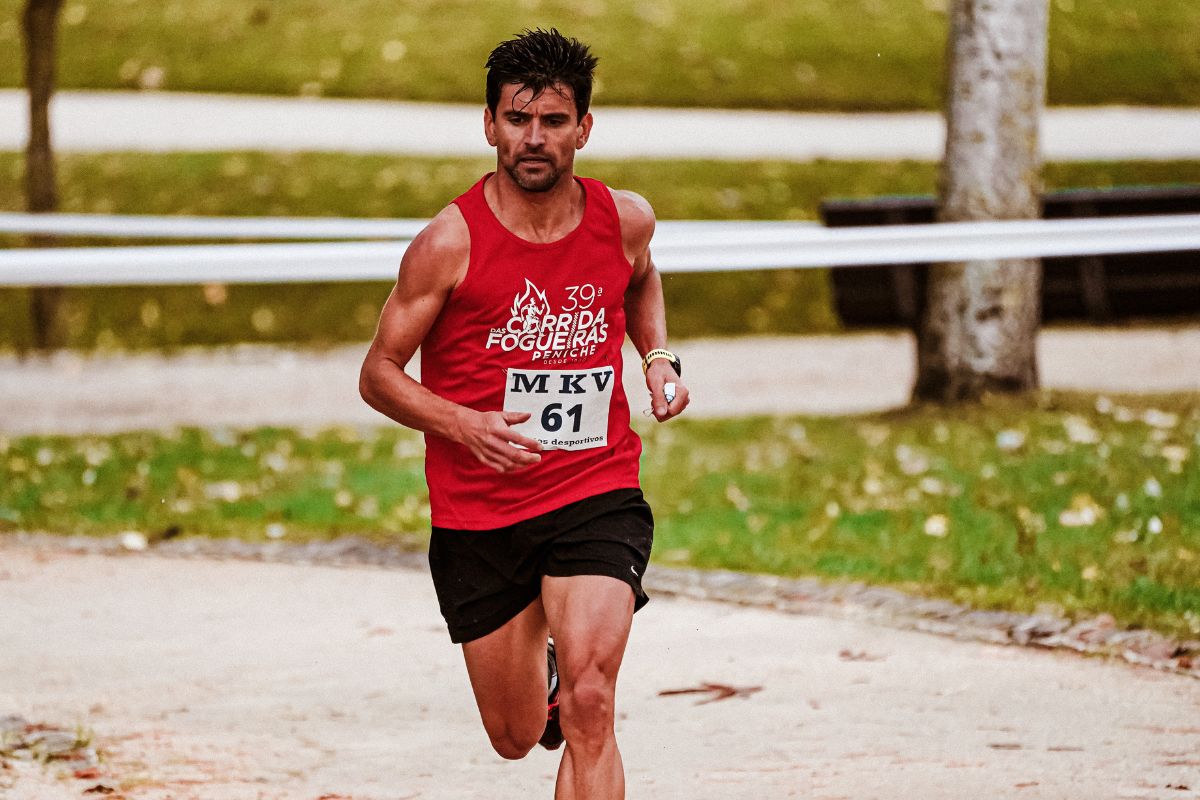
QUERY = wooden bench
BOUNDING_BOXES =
[819,186,1200,326]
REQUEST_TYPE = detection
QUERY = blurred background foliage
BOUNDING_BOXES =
[0,0,1197,109]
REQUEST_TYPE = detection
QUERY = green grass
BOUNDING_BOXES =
[4,152,1200,352]
[3,391,1197,638]
[0,0,1198,109]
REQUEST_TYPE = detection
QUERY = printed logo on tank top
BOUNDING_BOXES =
[484,278,610,366]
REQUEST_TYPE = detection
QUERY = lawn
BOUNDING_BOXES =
[3,153,1200,351]
[0,0,1197,109]
[3,391,1197,639]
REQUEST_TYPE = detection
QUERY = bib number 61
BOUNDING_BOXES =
[541,402,584,433]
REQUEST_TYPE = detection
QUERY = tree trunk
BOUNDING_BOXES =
[913,0,1049,402]
[23,0,65,350]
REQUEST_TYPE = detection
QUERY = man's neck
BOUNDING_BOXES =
[485,171,585,244]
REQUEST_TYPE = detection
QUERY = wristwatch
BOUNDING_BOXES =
[641,348,682,377]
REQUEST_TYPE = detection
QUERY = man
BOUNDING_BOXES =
[359,28,688,799]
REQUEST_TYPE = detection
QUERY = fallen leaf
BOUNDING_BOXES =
[923,514,949,537]
[838,649,886,662]
[1058,494,1104,528]
[724,483,750,512]
[996,429,1026,451]
[1142,409,1178,429]
[118,531,148,551]
[658,683,762,704]
[1063,415,1100,444]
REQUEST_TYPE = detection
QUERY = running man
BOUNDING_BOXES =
[359,28,688,799]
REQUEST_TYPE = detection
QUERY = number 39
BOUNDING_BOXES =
[562,284,598,312]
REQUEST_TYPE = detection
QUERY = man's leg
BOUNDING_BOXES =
[541,574,636,800]
[461,598,551,760]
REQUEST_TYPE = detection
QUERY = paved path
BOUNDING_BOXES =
[1,90,1198,161]
[2,543,1198,800]
[2,327,1198,435]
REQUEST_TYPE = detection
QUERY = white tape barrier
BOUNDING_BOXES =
[0,214,1197,286]
[0,213,812,241]
[0,213,432,240]
[664,213,1200,272]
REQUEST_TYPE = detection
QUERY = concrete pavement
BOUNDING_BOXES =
[1,90,1199,160]
[3,543,1198,800]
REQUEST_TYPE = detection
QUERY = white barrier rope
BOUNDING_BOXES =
[0,213,432,240]
[0,213,1197,286]
[0,212,811,240]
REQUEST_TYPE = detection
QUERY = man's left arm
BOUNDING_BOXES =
[614,189,689,422]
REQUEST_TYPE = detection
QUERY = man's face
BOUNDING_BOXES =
[484,82,592,193]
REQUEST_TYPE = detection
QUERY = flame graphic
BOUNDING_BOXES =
[510,278,549,319]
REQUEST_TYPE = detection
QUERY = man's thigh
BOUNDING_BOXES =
[541,574,636,688]
[460,596,550,749]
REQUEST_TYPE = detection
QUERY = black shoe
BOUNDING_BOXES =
[538,639,564,750]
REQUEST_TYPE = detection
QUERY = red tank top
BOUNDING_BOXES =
[420,174,642,529]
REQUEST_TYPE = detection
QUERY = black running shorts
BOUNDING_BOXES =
[427,488,654,644]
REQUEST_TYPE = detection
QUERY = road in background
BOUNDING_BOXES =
[2,327,1198,435]
[1,91,1199,161]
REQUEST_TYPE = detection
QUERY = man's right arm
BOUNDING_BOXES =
[358,206,542,473]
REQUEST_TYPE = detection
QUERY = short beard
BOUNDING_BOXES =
[505,161,563,193]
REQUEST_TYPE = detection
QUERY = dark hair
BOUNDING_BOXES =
[485,28,598,121]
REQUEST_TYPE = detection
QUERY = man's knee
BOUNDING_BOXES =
[560,666,615,746]
[480,706,546,760]
[486,724,541,760]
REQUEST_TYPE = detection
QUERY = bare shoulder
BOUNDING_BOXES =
[398,203,470,291]
[406,204,469,268]
[370,203,469,358]
[607,187,656,258]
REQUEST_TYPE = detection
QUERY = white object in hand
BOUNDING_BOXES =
[664,382,676,404]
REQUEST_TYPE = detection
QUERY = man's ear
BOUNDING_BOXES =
[575,112,593,150]
[484,107,498,147]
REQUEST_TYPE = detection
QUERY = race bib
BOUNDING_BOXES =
[503,366,615,451]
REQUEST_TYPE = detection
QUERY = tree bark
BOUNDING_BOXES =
[23,0,65,350]
[913,0,1049,402]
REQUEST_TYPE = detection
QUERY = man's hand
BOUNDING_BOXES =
[455,409,544,473]
[646,360,689,422]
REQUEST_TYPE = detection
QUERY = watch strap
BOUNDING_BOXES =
[642,348,680,375]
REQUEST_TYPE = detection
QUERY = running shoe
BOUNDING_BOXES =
[538,639,564,750]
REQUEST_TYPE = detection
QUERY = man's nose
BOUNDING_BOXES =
[525,120,546,147]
